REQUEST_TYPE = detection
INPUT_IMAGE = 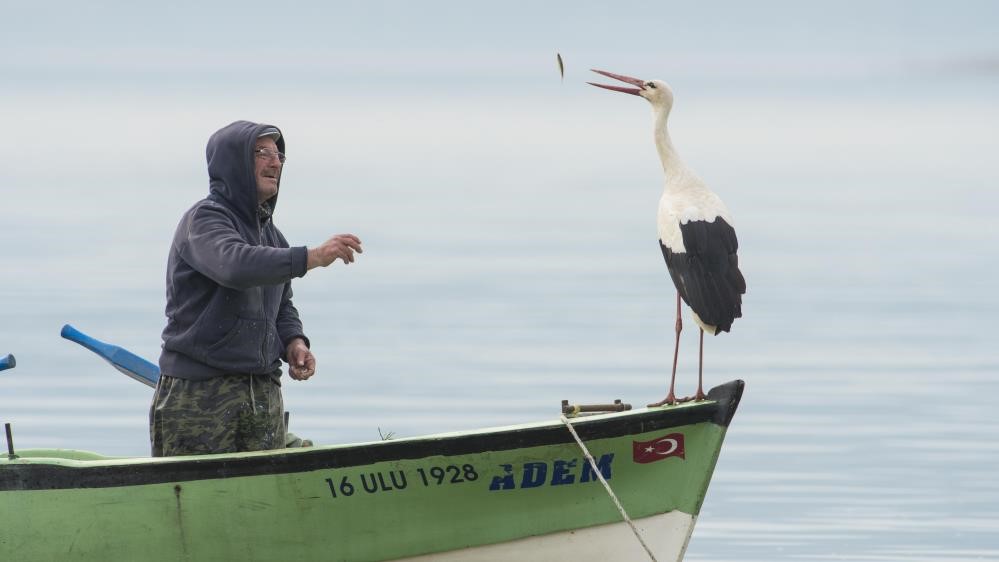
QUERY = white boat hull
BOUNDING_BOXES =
[403,511,696,561]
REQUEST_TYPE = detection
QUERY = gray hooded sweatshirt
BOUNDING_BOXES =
[159,121,309,380]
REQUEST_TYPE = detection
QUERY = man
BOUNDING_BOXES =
[150,120,362,456]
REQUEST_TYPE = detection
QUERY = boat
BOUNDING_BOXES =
[0,331,744,561]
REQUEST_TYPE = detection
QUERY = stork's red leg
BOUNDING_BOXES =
[649,292,683,407]
[694,328,706,401]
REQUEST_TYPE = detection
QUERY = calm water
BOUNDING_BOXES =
[3,59,998,562]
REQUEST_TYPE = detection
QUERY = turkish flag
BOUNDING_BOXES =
[632,433,685,464]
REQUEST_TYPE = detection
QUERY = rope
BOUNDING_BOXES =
[560,414,658,562]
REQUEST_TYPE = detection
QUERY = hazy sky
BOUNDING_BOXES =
[4,1,997,85]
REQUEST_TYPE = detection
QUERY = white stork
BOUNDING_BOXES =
[588,69,746,406]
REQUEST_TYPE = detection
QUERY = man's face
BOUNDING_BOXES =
[254,137,282,203]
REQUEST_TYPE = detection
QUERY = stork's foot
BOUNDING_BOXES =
[648,391,707,407]
[675,390,707,403]
[648,393,679,407]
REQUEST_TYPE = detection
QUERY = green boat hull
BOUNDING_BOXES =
[0,380,743,561]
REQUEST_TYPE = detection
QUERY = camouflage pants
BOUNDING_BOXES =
[150,373,285,457]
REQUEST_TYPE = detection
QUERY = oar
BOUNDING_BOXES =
[0,354,15,372]
[60,324,159,387]
[60,325,310,447]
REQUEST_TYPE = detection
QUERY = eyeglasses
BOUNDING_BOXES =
[254,148,286,163]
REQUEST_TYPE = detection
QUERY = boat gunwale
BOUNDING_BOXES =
[1,380,743,491]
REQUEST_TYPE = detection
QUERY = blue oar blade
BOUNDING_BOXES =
[61,324,160,388]
[0,354,14,372]
[108,351,160,388]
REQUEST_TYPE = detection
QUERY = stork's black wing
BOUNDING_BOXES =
[660,217,746,333]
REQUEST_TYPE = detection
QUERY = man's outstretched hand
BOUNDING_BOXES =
[307,234,363,269]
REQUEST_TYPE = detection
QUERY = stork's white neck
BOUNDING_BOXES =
[651,105,687,188]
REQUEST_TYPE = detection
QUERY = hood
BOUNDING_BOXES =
[206,120,286,225]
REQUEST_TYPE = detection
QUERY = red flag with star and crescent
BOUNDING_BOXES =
[632,433,685,464]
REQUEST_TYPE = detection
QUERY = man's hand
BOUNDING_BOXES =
[307,234,363,270]
[286,338,316,381]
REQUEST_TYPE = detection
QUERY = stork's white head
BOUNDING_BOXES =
[588,69,674,113]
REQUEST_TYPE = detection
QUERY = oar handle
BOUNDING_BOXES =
[0,354,14,372]
[60,324,113,358]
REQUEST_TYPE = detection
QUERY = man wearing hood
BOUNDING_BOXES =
[150,120,362,456]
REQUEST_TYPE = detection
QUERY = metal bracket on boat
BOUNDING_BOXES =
[560,399,631,417]
[5,422,16,460]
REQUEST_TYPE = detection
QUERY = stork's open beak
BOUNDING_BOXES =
[587,69,645,96]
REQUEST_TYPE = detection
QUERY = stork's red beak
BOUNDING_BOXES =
[587,69,645,96]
